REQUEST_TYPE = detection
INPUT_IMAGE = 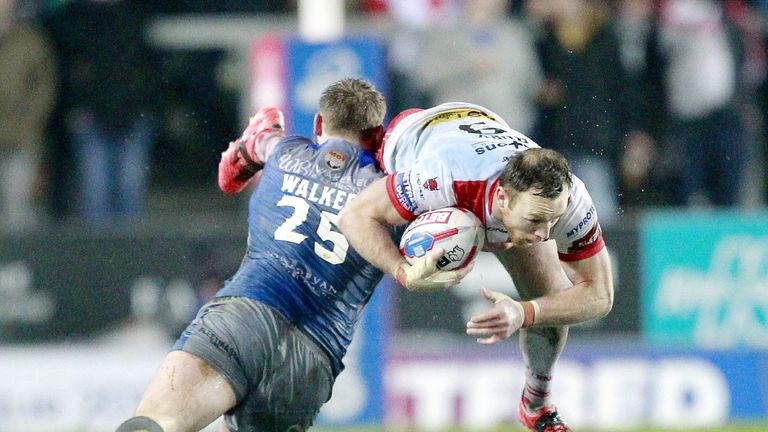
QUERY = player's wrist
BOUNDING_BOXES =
[497,296,538,328]
[519,300,540,328]
[236,139,263,173]
[395,258,425,288]
[394,262,409,287]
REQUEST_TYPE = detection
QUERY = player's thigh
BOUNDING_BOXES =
[494,241,570,299]
[225,313,334,432]
[136,350,237,432]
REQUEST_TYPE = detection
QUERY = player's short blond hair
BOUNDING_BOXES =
[318,78,386,134]
[500,148,573,199]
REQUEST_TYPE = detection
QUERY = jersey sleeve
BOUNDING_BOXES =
[551,176,606,261]
[384,160,456,221]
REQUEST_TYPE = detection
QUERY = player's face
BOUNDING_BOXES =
[497,187,569,247]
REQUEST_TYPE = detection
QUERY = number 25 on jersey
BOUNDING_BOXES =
[273,195,349,265]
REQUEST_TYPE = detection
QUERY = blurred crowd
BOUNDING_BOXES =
[374,0,768,224]
[1,0,767,232]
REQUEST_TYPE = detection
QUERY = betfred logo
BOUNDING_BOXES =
[412,210,451,226]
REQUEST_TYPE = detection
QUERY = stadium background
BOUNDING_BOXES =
[1,0,767,431]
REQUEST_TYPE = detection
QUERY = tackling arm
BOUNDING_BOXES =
[338,177,473,291]
[218,107,284,195]
[338,177,409,277]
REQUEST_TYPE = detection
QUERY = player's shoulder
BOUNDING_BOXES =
[318,139,384,186]
[550,174,606,260]
[268,135,322,163]
[554,175,599,241]
[273,136,382,184]
[274,135,314,152]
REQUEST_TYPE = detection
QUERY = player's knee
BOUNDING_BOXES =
[115,416,165,432]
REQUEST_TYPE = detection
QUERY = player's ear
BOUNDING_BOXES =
[313,113,323,139]
[359,124,384,153]
[496,186,509,208]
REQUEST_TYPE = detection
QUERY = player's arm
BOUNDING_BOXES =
[518,247,613,327]
[548,247,614,324]
[218,107,284,195]
[338,177,472,291]
[525,181,613,326]
[338,176,407,273]
[466,247,613,344]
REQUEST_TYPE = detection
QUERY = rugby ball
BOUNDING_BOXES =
[399,207,485,270]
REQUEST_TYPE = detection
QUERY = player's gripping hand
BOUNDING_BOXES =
[395,248,474,291]
[219,107,285,195]
[243,107,284,137]
[466,287,540,344]
[237,107,285,167]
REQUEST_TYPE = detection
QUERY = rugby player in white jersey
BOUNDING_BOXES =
[338,103,614,432]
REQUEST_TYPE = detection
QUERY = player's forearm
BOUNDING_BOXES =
[528,248,614,326]
[339,215,405,277]
[339,176,412,277]
[532,280,613,326]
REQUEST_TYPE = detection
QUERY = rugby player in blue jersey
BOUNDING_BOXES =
[115,78,472,432]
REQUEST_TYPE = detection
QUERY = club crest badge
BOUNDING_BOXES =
[325,150,346,170]
[423,178,439,191]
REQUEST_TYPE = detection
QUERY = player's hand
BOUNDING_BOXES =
[395,248,474,291]
[466,287,525,344]
[237,107,285,165]
[219,107,284,195]
[243,107,284,138]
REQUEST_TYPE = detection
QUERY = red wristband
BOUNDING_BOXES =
[520,301,537,328]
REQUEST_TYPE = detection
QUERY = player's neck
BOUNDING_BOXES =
[318,133,361,147]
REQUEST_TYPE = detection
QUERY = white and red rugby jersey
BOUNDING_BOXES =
[381,102,604,262]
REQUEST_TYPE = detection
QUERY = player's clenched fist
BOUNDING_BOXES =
[467,287,540,344]
[395,248,474,291]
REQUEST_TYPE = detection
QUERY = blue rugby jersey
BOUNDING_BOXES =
[216,136,386,376]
